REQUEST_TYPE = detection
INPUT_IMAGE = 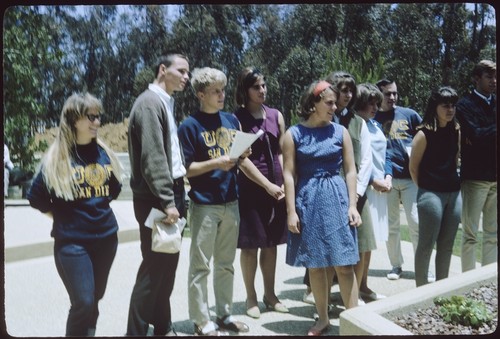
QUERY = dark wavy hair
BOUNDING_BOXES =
[297,80,338,120]
[234,67,265,107]
[419,86,459,131]
[325,71,357,108]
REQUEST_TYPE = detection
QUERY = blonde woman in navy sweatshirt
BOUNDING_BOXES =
[28,93,122,336]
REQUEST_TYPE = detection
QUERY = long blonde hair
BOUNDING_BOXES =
[40,93,123,200]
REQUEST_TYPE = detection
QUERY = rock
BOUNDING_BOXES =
[390,282,497,335]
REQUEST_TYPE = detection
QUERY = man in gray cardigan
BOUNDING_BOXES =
[126,53,190,336]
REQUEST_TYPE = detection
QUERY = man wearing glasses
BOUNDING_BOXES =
[374,79,435,283]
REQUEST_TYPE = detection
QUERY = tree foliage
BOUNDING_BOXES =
[2,3,496,170]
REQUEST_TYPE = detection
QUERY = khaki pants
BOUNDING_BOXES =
[460,180,497,272]
[187,200,240,326]
[386,178,419,268]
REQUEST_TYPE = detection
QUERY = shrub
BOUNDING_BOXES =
[434,295,493,328]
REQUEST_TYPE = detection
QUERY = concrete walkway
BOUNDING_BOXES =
[3,200,464,337]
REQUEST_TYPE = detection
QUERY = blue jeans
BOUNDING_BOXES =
[414,189,461,287]
[54,234,118,336]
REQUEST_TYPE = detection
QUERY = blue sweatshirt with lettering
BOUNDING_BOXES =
[27,141,121,241]
[178,110,240,204]
[374,106,422,179]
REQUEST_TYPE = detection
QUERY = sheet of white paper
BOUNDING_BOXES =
[144,207,186,231]
[229,129,264,159]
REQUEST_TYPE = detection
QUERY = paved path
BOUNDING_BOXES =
[3,200,463,337]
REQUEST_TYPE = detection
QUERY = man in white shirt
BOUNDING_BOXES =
[126,53,190,336]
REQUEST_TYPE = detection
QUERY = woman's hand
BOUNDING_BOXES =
[348,206,362,227]
[266,183,285,200]
[372,178,390,192]
[287,212,301,234]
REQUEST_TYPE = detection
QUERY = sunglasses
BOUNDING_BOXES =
[86,113,101,122]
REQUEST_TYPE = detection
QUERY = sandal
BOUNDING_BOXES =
[194,322,229,336]
[216,315,249,333]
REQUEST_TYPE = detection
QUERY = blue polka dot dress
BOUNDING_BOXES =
[286,123,359,268]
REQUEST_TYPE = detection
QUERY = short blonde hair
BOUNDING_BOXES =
[190,67,227,93]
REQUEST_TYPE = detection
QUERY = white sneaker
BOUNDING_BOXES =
[357,298,366,306]
[427,271,436,283]
[387,266,402,280]
[303,291,315,305]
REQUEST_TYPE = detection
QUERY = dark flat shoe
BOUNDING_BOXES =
[194,323,229,336]
[216,316,249,333]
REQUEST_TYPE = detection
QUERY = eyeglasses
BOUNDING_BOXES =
[86,113,101,122]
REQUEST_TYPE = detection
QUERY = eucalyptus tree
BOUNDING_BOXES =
[36,5,81,127]
[3,6,58,170]
[438,3,469,89]
[469,3,496,61]
[265,4,342,125]
[168,4,257,120]
[381,3,445,112]
[338,3,385,63]
[112,6,150,121]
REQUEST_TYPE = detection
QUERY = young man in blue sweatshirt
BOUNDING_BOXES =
[374,79,432,282]
[178,67,251,336]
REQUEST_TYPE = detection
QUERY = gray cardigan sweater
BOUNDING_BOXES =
[128,89,181,210]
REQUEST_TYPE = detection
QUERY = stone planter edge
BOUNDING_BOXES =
[339,263,498,335]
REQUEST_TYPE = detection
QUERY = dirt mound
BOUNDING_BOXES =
[34,119,129,153]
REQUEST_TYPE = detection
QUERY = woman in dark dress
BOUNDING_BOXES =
[234,68,289,318]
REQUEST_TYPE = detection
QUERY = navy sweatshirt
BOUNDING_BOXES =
[28,141,121,241]
[456,91,497,182]
[178,111,240,204]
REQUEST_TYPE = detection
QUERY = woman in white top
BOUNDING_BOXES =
[353,83,391,300]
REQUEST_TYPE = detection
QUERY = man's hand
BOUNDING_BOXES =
[162,206,180,224]
[217,155,238,171]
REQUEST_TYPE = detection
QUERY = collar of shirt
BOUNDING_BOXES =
[149,83,174,111]
[337,107,348,117]
[473,89,492,104]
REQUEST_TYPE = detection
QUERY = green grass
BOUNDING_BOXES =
[400,224,483,260]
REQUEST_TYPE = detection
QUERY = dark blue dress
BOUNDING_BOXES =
[286,123,359,268]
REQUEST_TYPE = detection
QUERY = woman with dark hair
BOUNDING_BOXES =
[234,67,289,318]
[409,86,461,287]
